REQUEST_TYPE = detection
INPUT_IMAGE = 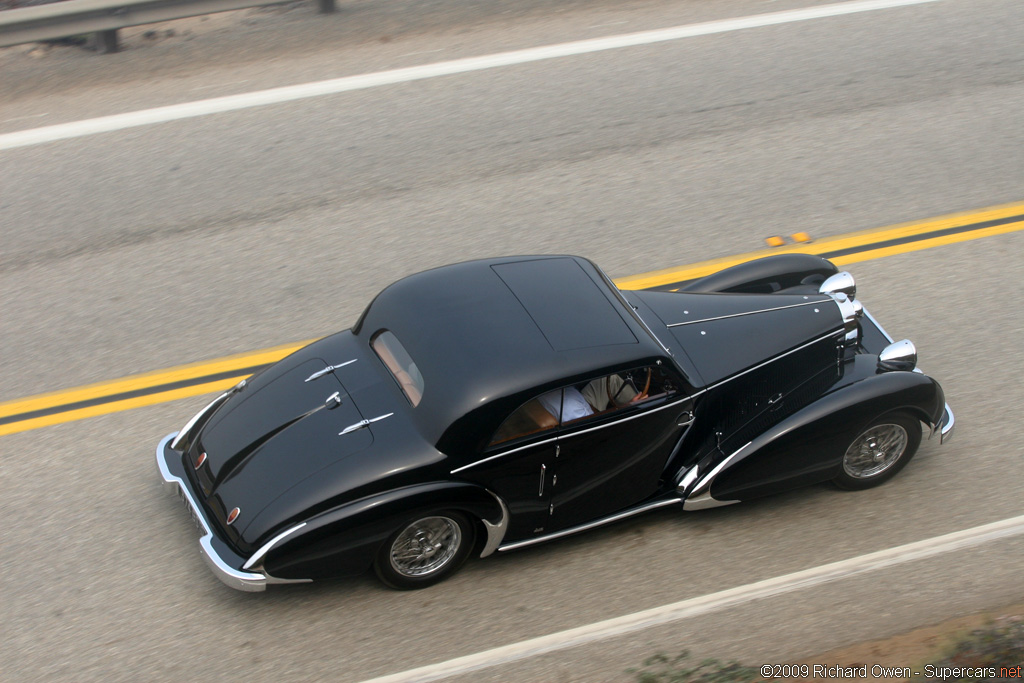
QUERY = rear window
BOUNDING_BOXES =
[372,330,424,406]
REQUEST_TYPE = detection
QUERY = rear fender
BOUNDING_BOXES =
[261,482,504,580]
[697,365,943,504]
[680,254,838,294]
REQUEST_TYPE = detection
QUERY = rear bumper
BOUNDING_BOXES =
[155,433,268,592]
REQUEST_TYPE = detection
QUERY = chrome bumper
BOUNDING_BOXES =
[937,403,955,444]
[155,433,268,592]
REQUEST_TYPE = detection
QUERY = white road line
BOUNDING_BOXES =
[0,0,941,152]
[358,514,1024,683]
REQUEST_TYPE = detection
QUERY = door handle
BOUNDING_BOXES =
[539,464,546,496]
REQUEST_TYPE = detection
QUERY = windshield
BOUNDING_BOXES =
[594,265,673,355]
[371,330,424,406]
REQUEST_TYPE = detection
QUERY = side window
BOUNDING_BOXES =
[488,366,679,445]
[575,365,678,421]
[489,395,560,446]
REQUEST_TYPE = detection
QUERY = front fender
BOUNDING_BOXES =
[679,254,838,294]
[697,361,944,504]
[260,482,504,581]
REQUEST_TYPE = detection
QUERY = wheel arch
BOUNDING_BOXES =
[260,481,503,581]
[700,370,943,504]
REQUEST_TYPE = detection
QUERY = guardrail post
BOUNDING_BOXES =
[316,0,335,13]
[92,28,119,53]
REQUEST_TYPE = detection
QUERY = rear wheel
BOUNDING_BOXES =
[374,512,475,590]
[833,412,921,490]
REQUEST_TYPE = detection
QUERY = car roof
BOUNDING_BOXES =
[353,256,667,452]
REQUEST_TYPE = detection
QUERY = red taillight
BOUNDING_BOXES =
[226,507,240,525]
[194,452,207,469]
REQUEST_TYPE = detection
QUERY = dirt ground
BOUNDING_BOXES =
[796,601,1024,682]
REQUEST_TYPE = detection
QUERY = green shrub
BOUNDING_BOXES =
[926,618,1024,680]
[628,651,759,683]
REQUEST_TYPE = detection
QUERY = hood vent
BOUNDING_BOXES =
[304,359,357,383]
[340,412,394,436]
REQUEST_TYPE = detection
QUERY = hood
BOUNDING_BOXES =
[634,290,843,386]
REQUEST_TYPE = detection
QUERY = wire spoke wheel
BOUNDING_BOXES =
[388,516,463,579]
[843,423,908,479]
[834,412,921,490]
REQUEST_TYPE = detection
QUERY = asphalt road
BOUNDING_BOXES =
[1,0,1022,680]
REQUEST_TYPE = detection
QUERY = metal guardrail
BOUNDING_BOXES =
[0,0,334,53]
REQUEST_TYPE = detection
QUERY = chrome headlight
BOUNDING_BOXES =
[819,271,857,300]
[878,339,917,372]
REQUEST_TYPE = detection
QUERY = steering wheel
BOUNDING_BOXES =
[608,368,652,406]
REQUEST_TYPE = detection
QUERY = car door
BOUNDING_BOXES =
[454,396,560,541]
[548,367,693,531]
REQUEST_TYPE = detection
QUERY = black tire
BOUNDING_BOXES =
[833,411,922,490]
[374,511,475,590]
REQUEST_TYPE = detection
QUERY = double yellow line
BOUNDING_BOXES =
[616,200,1024,289]
[0,341,313,437]
[2,200,1023,437]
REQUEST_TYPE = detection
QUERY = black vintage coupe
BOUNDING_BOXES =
[157,254,953,591]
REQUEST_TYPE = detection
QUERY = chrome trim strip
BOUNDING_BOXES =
[169,392,229,451]
[666,299,825,328]
[304,358,357,383]
[606,276,672,355]
[497,497,681,552]
[682,490,740,511]
[242,522,308,570]
[263,573,312,585]
[632,307,672,355]
[339,412,393,435]
[450,436,559,474]
[677,464,700,493]
[558,395,698,440]
[156,433,268,592]
[479,491,510,558]
[706,330,843,392]
[682,441,751,511]
[452,396,698,474]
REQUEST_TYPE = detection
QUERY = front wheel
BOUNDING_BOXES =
[374,512,475,590]
[833,411,921,490]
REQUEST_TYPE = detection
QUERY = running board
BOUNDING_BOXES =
[497,497,682,552]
